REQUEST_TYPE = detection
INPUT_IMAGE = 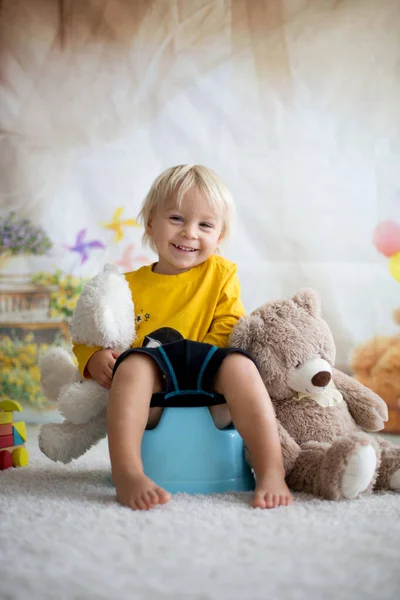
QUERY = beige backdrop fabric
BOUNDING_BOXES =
[1,0,400,376]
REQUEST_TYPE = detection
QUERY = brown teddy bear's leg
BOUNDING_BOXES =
[286,441,330,496]
[287,434,381,500]
[374,437,400,491]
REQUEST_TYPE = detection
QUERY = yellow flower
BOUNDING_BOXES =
[30,366,41,382]
[25,344,37,357]
[67,298,76,310]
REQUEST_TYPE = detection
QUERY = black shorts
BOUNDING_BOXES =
[112,339,258,407]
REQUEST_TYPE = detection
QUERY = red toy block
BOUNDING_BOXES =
[0,450,13,470]
[0,424,13,436]
[0,435,14,449]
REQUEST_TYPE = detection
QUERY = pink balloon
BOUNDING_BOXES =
[373,221,400,257]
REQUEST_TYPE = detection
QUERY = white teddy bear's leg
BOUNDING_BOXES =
[39,412,107,464]
[340,445,377,499]
[58,380,109,424]
[39,348,80,403]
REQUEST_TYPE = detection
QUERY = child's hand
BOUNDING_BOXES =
[86,349,120,389]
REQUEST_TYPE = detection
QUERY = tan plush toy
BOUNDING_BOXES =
[229,289,400,500]
[350,309,400,433]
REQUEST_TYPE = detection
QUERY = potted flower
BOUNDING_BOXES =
[0,212,53,279]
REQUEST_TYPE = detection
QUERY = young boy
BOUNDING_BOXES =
[73,165,293,511]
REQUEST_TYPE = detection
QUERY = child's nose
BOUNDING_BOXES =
[182,224,198,238]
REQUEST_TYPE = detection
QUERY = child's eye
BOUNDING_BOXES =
[200,222,213,229]
[169,215,183,222]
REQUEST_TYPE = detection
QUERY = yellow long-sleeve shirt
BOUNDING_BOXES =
[73,255,245,377]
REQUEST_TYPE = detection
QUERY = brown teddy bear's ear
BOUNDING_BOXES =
[292,288,321,318]
[229,314,263,352]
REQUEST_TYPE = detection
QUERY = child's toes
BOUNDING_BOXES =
[144,490,157,507]
[252,492,267,509]
[156,487,171,505]
[137,494,150,510]
[265,493,277,509]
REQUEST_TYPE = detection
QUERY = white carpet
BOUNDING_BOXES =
[1,427,400,600]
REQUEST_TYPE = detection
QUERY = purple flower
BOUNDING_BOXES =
[0,211,53,255]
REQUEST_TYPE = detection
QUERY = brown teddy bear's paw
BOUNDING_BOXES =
[340,444,377,499]
[389,469,400,490]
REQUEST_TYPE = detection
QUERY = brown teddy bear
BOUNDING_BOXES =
[229,289,400,500]
[350,309,400,433]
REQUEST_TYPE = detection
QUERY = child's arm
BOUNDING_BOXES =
[202,267,246,347]
[73,343,102,377]
[73,343,119,388]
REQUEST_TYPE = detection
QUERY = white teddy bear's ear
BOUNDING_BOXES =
[71,263,135,351]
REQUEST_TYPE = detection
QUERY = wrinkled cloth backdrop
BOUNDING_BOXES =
[0,0,399,423]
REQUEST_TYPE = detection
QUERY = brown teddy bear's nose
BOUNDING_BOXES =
[311,371,331,388]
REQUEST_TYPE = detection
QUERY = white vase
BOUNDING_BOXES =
[0,253,47,287]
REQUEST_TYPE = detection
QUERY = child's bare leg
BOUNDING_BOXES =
[213,353,293,509]
[107,353,170,510]
[209,404,232,429]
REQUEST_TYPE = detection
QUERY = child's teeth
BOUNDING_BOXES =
[177,245,194,251]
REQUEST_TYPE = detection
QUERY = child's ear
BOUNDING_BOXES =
[145,214,153,235]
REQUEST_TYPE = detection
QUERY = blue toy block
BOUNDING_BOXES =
[141,407,255,494]
[12,427,25,447]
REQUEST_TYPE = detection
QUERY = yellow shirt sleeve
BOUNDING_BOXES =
[202,266,245,348]
[72,343,102,378]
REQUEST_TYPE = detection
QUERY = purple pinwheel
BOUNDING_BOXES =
[65,229,105,264]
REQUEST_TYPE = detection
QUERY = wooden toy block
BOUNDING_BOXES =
[0,434,14,449]
[0,412,12,425]
[1,445,22,452]
[12,447,28,467]
[13,428,25,446]
[0,423,13,436]
[0,450,13,470]
[0,398,28,469]
[0,398,22,412]
[13,421,27,442]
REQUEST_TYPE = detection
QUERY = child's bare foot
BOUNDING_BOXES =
[253,469,293,509]
[114,472,171,510]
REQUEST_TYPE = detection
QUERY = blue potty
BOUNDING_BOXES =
[141,407,255,494]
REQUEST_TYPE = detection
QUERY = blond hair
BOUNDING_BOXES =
[138,164,235,252]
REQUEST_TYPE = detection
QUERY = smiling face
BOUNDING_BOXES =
[146,186,224,275]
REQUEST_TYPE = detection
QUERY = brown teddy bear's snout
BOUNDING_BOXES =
[311,371,332,388]
[288,358,333,394]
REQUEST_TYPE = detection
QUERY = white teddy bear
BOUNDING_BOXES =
[38,264,135,463]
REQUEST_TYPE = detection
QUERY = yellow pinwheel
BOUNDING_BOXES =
[102,207,141,243]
